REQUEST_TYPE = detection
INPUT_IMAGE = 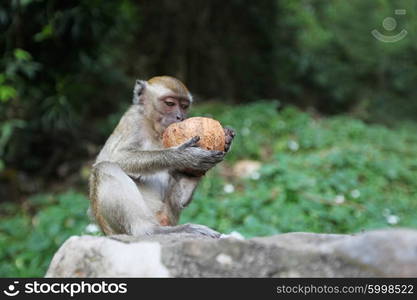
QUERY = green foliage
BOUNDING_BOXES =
[0,191,90,277]
[0,119,25,172]
[281,0,417,116]
[0,0,139,173]
[182,102,417,236]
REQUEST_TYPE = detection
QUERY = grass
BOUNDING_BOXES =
[1,101,417,276]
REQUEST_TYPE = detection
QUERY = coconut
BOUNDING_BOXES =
[162,117,226,176]
[162,117,225,151]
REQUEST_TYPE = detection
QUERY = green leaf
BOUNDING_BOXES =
[14,48,31,61]
[0,86,17,102]
[21,0,35,6]
[34,23,54,42]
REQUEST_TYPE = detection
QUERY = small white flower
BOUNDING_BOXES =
[386,215,399,225]
[85,223,100,233]
[244,119,252,127]
[250,171,261,180]
[220,231,245,240]
[350,189,361,199]
[223,184,235,194]
[288,140,299,151]
[334,195,345,204]
[382,208,391,217]
[242,127,250,136]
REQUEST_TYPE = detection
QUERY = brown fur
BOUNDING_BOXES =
[156,211,172,226]
[148,76,190,99]
[89,168,113,235]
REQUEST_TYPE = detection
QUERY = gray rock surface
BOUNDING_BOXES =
[45,228,417,277]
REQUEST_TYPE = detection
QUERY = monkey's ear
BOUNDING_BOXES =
[133,80,146,104]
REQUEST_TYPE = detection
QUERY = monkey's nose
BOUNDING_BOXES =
[176,115,183,121]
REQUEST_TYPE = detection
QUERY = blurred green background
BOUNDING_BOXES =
[1,0,417,277]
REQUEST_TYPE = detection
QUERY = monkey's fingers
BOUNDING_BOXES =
[225,136,233,146]
[224,127,236,138]
[224,143,231,153]
[213,150,226,157]
[179,136,201,149]
[224,128,235,152]
[210,150,226,162]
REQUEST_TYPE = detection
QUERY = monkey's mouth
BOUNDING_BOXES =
[163,119,183,128]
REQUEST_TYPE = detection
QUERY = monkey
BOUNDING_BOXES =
[89,76,235,238]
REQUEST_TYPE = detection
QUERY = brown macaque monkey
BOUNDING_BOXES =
[89,76,235,238]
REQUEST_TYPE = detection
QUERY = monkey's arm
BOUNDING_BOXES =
[111,148,182,175]
[167,172,201,209]
[109,137,225,176]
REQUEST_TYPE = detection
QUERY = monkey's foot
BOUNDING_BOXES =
[150,223,221,238]
[181,223,221,238]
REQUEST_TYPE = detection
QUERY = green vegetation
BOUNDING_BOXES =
[184,102,417,235]
[0,191,89,277]
[284,0,417,118]
[1,102,416,277]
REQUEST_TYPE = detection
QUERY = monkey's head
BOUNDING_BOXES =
[133,76,193,136]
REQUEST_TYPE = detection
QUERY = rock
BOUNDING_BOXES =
[232,160,261,179]
[45,229,417,277]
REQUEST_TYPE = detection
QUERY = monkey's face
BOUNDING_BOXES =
[139,77,193,136]
[153,96,191,135]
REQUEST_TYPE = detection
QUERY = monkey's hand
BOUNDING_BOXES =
[174,136,225,173]
[224,127,236,153]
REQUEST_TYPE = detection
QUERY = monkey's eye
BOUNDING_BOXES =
[165,101,175,107]
[181,104,189,110]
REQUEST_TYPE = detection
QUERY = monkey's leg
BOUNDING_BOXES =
[150,173,221,238]
[91,161,158,235]
[91,162,220,238]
